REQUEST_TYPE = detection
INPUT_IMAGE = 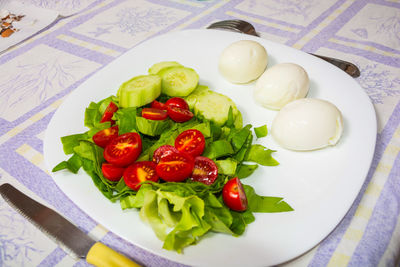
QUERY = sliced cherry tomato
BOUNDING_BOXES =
[175,129,205,157]
[222,177,248,212]
[104,132,142,167]
[123,161,159,191]
[142,108,168,120]
[101,163,125,181]
[151,100,168,111]
[156,152,194,182]
[100,101,118,123]
[166,97,189,110]
[190,156,218,185]
[152,145,179,164]
[92,126,119,148]
[167,106,193,123]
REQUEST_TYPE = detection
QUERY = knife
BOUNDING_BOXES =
[0,183,141,267]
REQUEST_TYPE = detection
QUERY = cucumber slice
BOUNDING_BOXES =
[191,89,242,128]
[118,75,161,108]
[185,85,210,109]
[148,61,182,75]
[158,66,199,97]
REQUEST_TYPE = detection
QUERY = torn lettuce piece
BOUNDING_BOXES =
[51,153,82,173]
[114,107,138,135]
[215,158,237,176]
[60,133,89,155]
[136,117,172,137]
[202,140,234,159]
[244,185,293,213]
[254,125,268,138]
[236,164,258,179]
[244,144,279,166]
[138,187,212,253]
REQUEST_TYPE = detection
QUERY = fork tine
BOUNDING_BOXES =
[207,25,245,34]
[207,20,241,28]
[207,19,259,36]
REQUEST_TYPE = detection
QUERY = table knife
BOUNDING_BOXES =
[0,183,141,267]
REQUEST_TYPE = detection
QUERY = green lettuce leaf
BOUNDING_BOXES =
[51,153,82,173]
[114,107,137,134]
[60,133,88,155]
[203,140,234,159]
[244,185,294,212]
[236,164,258,179]
[229,124,252,152]
[215,158,237,176]
[244,144,279,166]
[254,125,268,138]
[136,117,172,136]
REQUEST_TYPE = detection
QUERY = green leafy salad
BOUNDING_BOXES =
[53,61,293,253]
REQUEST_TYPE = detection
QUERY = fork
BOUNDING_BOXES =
[207,20,360,78]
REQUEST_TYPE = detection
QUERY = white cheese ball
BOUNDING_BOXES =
[219,40,268,84]
[271,98,343,151]
[254,63,309,110]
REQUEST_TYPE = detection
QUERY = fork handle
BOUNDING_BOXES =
[310,53,360,78]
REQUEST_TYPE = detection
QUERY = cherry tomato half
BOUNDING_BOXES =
[166,97,189,110]
[190,156,218,185]
[104,132,142,167]
[101,163,125,181]
[92,126,119,148]
[152,145,179,164]
[123,161,159,191]
[100,101,118,123]
[142,108,168,120]
[151,100,168,111]
[175,129,205,157]
[167,106,193,123]
[156,152,194,182]
[222,177,248,212]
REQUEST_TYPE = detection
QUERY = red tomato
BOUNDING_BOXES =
[151,100,168,111]
[141,108,168,120]
[100,101,118,123]
[104,132,142,167]
[156,152,194,182]
[123,161,159,191]
[166,97,189,110]
[175,129,205,157]
[92,126,119,148]
[222,177,248,211]
[152,145,179,164]
[167,106,193,122]
[190,156,218,185]
[101,163,125,181]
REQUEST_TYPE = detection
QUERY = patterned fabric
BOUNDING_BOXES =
[0,0,399,266]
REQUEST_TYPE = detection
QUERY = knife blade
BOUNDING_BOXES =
[0,183,141,267]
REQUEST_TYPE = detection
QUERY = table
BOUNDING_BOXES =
[0,0,399,266]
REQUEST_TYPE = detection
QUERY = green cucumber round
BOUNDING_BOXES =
[117,74,161,108]
[158,66,199,97]
[148,61,182,75]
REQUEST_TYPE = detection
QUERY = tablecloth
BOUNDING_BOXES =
[0,0,399,266]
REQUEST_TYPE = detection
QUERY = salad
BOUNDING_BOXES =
[52,61,293,253]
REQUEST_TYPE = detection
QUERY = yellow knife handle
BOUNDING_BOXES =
[86,242,141,267]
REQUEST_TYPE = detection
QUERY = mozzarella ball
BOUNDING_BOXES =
[254,63,309,110]
[271,98,343,151]
[219,40,268,84]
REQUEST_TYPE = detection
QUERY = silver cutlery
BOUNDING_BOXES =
[0,183,140,267]
[207,20,360,78]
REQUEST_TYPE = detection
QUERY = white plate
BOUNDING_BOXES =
[44,29,377,267]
